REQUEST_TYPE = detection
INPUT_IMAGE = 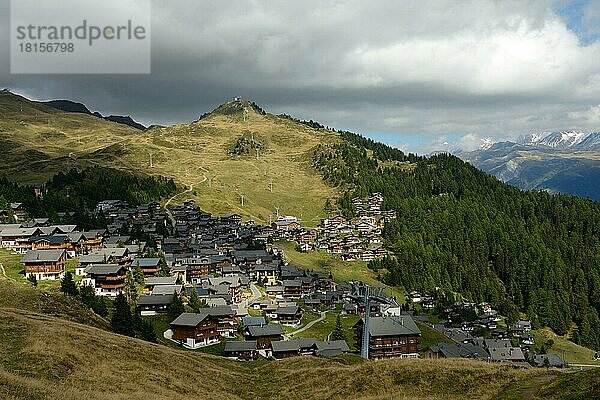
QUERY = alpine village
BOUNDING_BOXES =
[1,92,600,399]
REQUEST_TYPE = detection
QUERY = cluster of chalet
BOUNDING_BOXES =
[270,193,393,262]
[0,220,104,281]
[406,295,562,367]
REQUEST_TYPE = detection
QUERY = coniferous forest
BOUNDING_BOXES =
[0,167,178,229]
[313,131,600,350]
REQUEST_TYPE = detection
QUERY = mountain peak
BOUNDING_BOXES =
[202,98,267,120]
[520,130,588,149]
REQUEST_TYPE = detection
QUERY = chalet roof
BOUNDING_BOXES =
[271,340,301,353]
[276,306,300,316]
[315,340,350,354]
[29,235,68,245]
[0,227,40,237]
[131,258,161,268]
[85,264,124,275]
[151,285,183,296]
[145,276,177,286]
[488,347,525,362]
[246,324,284,337]
[429,343,489,360]
[205,305,236,318]
[137,294,174,306]
[361,315,421,338]
[79,254,107,264]
[22,249,66,263]
[242,316,266,327]
[224,341,257,353]
[90,247,129,258]
[170,312,210,327]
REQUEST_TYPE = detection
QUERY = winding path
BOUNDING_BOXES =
[164,175,207,227]
[287,310,330,338]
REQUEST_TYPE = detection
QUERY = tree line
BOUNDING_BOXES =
[313,134,600,350]
[0,167,178,229]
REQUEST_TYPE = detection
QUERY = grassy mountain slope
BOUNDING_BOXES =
[0,304,563,400]
[0,92,337,225]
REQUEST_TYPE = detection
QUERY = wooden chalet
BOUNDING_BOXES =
[21,249,67,281]
[82,264,127,297]
[170,312,220,349]
[224,341,259,361]
[354,315,421,359]
[136,294,174,315]
[245,324,284,349]
[131,257,162,276]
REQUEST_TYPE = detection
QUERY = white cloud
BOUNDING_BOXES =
[569,104,600,125]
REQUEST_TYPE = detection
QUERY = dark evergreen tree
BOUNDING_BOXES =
[60,271,78,296]
[168,291,185,322]
[111,293,134,336]
[331,315,346,341]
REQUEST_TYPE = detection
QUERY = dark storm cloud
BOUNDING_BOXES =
[1,0,599,152]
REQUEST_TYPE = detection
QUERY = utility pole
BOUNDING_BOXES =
[274,206,280,219]
[362,285,371,360]
[256,148,259,160]
[240,194,245,207]
[148,151,154,168]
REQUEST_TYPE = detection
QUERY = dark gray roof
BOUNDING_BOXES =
[22,249,66,263]
[429,343,489,360]
[242,316,266,327]
[85,264,124,275]
[364,315,421,337]
[145,276,177,286]
[151,285,182,295]
[315,340,350,352]
[131,258,161,267]
[276,306,300,315]
[224,341,257,353]
[246,324,284,337]
[205,305,236,318]
[137,294,174,306]
[170,312,209,327]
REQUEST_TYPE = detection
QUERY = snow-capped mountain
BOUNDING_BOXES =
[519,131,590,150]
[460,130,600,201]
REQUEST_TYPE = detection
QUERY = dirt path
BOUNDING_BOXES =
[287,311,330,338]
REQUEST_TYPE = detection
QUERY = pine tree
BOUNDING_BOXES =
[79,285,96,309]
[132,261,145,285]
[124,271,138,302]
[111,293,134,336]
[331,315,346,341]
[188,287,201,312]
[60,271,78,296]
[133,313,158,343]
[168,291,185,322]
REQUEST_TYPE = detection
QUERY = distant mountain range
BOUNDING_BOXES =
[460,131,600,201]
[41,99,146,130]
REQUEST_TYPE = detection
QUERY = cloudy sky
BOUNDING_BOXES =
[1,0,600,153]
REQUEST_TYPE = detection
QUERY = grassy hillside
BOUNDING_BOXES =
[0,92,337,225]
[277,241,405,301]
[534,327,600,366]
[0,305,566,400]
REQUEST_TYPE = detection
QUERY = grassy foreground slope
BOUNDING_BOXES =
[0,91,337,225]
[0,306,563,400]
